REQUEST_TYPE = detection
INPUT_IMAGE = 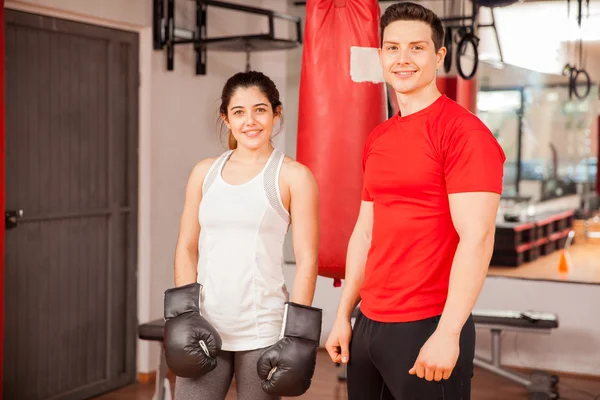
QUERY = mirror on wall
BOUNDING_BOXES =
[477,88,522,197]
[476,61,599,210]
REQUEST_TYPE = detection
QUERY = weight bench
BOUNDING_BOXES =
[337,308,560,400]
[473,309,559,400]
[138,319,171,400]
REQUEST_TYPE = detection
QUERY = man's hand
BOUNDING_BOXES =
[325,317,353,364]
[409,329,460,381]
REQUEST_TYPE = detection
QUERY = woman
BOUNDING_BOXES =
[169,71,320,400]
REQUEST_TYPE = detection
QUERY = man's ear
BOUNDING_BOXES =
[436,46,447,70]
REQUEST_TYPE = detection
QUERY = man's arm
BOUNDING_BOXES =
[325,200,373,364]
[436,191,500,336]
[336,200,374,320]
[409,191,500,381]
[288,163,320,306]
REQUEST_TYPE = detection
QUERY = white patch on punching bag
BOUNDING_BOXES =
[350,46,385,83]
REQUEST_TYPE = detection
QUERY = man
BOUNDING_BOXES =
[325,2,506,399]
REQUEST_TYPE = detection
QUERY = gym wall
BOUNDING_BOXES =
[5,0,290,374]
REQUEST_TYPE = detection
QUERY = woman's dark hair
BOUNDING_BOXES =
[218,71,283,150]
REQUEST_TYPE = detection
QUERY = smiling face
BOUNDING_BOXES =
[379,19,445,96]
[222,86,281,151]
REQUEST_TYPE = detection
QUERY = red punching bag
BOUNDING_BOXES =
[296,0,386,285]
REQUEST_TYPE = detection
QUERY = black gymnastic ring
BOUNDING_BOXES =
[443,26,453,74]
[456,34,479,80]
[563,63,575,99]
[562,64,592,100]
[572,68,591,100]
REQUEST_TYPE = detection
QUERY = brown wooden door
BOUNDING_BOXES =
[3,10,139,400]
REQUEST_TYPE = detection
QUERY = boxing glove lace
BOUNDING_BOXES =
[163,283,222,378]
[257,302,322,397]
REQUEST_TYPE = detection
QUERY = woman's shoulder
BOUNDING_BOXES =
[188,152,227,184]
[280,154,317,186]
[281,154,309,172]
[193,156,219,174]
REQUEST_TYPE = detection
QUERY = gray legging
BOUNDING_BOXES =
[174,347,280,400]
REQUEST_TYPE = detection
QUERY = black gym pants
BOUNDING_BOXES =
[347,309,476,400]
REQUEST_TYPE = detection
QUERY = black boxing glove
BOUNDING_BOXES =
[163,283,222,378]
[257,302,322,397]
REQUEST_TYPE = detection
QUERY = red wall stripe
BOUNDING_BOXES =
[437,76,458,103]
[437,75,477,113]
[456,76,477,114]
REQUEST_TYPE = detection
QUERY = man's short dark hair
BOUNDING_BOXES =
[380,2,445,51]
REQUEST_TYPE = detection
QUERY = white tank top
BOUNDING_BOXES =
[197,148,291,351]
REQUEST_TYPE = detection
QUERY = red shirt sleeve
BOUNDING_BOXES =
[444,129,506,194]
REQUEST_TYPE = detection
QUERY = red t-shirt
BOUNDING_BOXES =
[360,95,506,322]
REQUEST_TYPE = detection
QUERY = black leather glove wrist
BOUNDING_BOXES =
[257,302,322,397]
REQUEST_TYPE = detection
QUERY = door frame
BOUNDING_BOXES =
[1,1,6,396]
[2,0,154,389]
